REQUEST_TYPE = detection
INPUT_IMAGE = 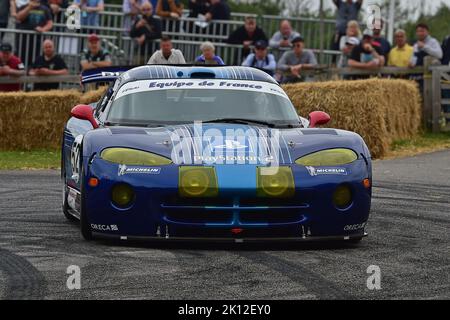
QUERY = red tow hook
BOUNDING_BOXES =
[231,228,244,235]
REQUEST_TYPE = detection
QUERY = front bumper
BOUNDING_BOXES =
[84,158,372,240]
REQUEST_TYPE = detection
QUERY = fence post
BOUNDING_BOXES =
[431,67,442,133]
[422,57,432,129]
[319,0,324,64]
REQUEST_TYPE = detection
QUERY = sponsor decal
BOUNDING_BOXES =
[115,79,289,100]
[118,164,161,176]
[90,224,119,231]
[168,123,284,166]
[306,166,348,177]
[213,140,248,150]
[101,71,121,77]
[193,155,274,163]
[70,135,83,183]
[344,222,366,231]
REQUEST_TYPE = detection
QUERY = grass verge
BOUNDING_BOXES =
[383,131,450,159]
[0,150,61,170]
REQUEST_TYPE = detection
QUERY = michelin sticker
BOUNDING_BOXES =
[118,164,161,176]
[115,79,289,100]
[306,166,348,177]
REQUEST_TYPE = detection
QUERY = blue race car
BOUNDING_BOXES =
[62,65,372,243]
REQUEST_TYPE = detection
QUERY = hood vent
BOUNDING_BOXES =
[300,129,338,135]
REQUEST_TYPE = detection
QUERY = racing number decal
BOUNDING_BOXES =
[70,135,83,183]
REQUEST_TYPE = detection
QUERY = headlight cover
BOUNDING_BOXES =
[101,148,172,166]
[256,167,295,198]
[295,148,358,166]
[179,166,218,198]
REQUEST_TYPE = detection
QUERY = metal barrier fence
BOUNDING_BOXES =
[0,28,122,73]
[121,37,246,65]
[258,15,336,51]
[53,8,334,52]
[0,27,341,73]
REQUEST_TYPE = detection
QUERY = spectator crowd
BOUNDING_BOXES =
[0,0,449,92]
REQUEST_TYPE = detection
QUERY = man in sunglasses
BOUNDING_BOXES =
[277,36,317,83]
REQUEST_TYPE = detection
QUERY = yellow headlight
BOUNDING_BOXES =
[257,167,295,198]
[179,166,218,198]
[111,183,134,208]
[101,148,172,166]
[333,184,353,209]
[295,148,358,166]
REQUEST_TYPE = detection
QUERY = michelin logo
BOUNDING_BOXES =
[306,166,348,176]
[118,164,161,176]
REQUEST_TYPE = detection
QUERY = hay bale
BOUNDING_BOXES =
[0,90,81,150]
[282,78,422,158]
[80,86,107,105]
[0,79,422,157]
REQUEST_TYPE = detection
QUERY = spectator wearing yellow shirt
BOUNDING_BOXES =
[388,29,413,67]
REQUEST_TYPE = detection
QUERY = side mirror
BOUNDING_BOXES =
[71,104,99,129]
[308,111,330,128]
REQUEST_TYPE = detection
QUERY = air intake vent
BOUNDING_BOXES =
[190,72,216,79]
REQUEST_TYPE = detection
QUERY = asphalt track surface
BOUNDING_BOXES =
[0,150,449,300]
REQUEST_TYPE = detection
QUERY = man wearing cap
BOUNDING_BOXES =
[0,43,25,92]
[348,29,385,71]
[227,16,268,59]
[29,39,69,91]
[388,29,413,68]
[80,34,113,71]
[338,36,359,68]
[277,36,318,84]
[242,40,276,77]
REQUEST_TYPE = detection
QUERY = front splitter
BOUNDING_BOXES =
[91,232,368,243]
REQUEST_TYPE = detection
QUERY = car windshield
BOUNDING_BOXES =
[106,79,301,127]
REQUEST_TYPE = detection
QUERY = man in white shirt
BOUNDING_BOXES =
[269,20,301,50]
[147,36,186,64]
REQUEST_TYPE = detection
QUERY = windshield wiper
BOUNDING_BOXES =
[202,118,278,127]
[202,118,301,128]
[104,121,162,128]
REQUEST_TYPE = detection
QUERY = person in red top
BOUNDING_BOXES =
[0,43,26,92]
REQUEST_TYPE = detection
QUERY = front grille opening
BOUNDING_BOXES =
[240,211,304,224]
[164,211,232,224]
[174,226,301,238]
[239,198,307,207]
[163,196,233,207]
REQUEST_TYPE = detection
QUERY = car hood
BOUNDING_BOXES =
[84,123,370,165]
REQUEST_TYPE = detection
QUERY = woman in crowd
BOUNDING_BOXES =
[339,20,361,51]
[195,41,224,65]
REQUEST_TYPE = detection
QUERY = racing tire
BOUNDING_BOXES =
[80,164,93,241]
